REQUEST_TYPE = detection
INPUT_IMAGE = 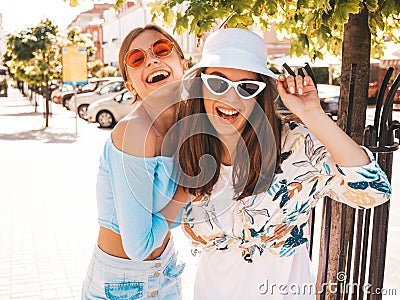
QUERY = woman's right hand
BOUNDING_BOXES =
[276,73,325,122]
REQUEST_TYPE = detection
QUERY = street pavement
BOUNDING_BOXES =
[0,87,398,299]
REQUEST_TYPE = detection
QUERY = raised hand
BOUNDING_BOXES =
[276,70,324,121]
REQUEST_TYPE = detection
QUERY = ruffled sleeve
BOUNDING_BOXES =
[288,123,391,209]
[101,137,179,260]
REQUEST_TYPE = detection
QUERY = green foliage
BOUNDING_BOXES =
[58,26,96,57]
[142,0,400,59]
[4,20,96,88]
[4,19,60,86]
[88,59,105,77]
[115,0,127,9]
[88,59,118,78]
[0,78,8,89]
[95,66,118,78]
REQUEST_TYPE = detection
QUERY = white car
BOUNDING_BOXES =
[61,77,118,107]
[67,78,125,119]
[51,84,74,104]
[87,89,137,128]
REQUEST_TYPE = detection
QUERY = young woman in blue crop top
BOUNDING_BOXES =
[81,24,189,299]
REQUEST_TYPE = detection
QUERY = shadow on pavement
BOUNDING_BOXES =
[0,102,33,108]
[0,111,43,117]
[0,128,78,143]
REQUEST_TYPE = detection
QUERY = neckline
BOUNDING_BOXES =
[108,135,174,160]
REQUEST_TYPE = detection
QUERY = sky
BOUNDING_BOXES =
[0,0,112,34]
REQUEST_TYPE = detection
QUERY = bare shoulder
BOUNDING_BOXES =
[111,106,157,157]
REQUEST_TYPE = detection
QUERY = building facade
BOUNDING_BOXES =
[101,1,199,69]
[69,2,291,72]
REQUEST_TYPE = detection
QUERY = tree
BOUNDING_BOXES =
[4,21,95,127]
[4,19,60,125]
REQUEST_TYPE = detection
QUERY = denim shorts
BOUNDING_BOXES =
[81,237,185,299]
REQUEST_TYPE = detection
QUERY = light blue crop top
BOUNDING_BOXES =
[96,135,181,260]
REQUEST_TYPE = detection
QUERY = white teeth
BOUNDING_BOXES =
[217,107,238,115]
[147,70,169,82]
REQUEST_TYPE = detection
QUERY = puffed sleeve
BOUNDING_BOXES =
[102,138,178,260]
[290,123,391,209]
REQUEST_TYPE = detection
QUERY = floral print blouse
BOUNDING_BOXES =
[182,122,391,262]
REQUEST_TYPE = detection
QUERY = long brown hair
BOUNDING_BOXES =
[177,69,282,200]
[118,24,185,83]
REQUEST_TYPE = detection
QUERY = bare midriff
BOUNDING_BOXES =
[97,226,171,261]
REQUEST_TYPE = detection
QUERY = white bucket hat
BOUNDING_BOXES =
[183,28,278,82]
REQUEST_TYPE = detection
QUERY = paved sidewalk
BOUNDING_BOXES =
[0,88,196,299]
[0,87,398,299]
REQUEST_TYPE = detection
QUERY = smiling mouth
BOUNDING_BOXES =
[146,70,170,83]
[216,107,240,122]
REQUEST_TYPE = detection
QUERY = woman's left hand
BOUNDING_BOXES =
[276,71,324,121]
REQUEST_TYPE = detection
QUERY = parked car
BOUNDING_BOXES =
[66,78,125,119]
[58,77,120,107]
[51,84,74,104]
[87,89,136,128]
[275,84,340,116]
[318,84,340,115]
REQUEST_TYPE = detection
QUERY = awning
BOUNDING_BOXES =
[380,59,400,66]
[379,42,400,66]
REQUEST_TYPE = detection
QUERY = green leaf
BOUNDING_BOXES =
[264,0,279,15]
[331,0,362,25]
[114,0,126,10]
[166,9,176,26]
[175,12,189,35]
[253,0,266,15]
[298,33,309,49]
[365,0,379,12]
[148,0,165,17]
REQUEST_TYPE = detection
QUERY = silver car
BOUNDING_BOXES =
[87,89,137,128]
[67,78,125,119]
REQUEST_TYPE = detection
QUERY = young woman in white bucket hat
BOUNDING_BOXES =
[177,28,391,299]
[81,24,190,299]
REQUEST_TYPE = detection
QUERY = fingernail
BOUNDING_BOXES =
[298,88,303,95]
[290,87,295,94]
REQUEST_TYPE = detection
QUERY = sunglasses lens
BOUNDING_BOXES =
[206,77,229,94]
[152,39,174,57]
[125,49,145,68]
[237,83,261,98]
[125,39,174,69]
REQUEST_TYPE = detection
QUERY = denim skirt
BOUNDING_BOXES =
[81,237,185,299]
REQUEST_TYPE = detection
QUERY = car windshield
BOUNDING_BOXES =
[81,82,102,92]
[99,81,123,95]
[62,85,74,91]
[114,90,132,102]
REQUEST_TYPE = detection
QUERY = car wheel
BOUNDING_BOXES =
[96,110,115,128]
[78,104,89,119]
[63,94,74,106]
[63,98,71,109]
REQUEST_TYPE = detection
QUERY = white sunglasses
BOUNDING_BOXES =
[200,73,266,100]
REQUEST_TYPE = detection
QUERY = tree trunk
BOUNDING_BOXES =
[316,5,371,299]
[44,83,49,127]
